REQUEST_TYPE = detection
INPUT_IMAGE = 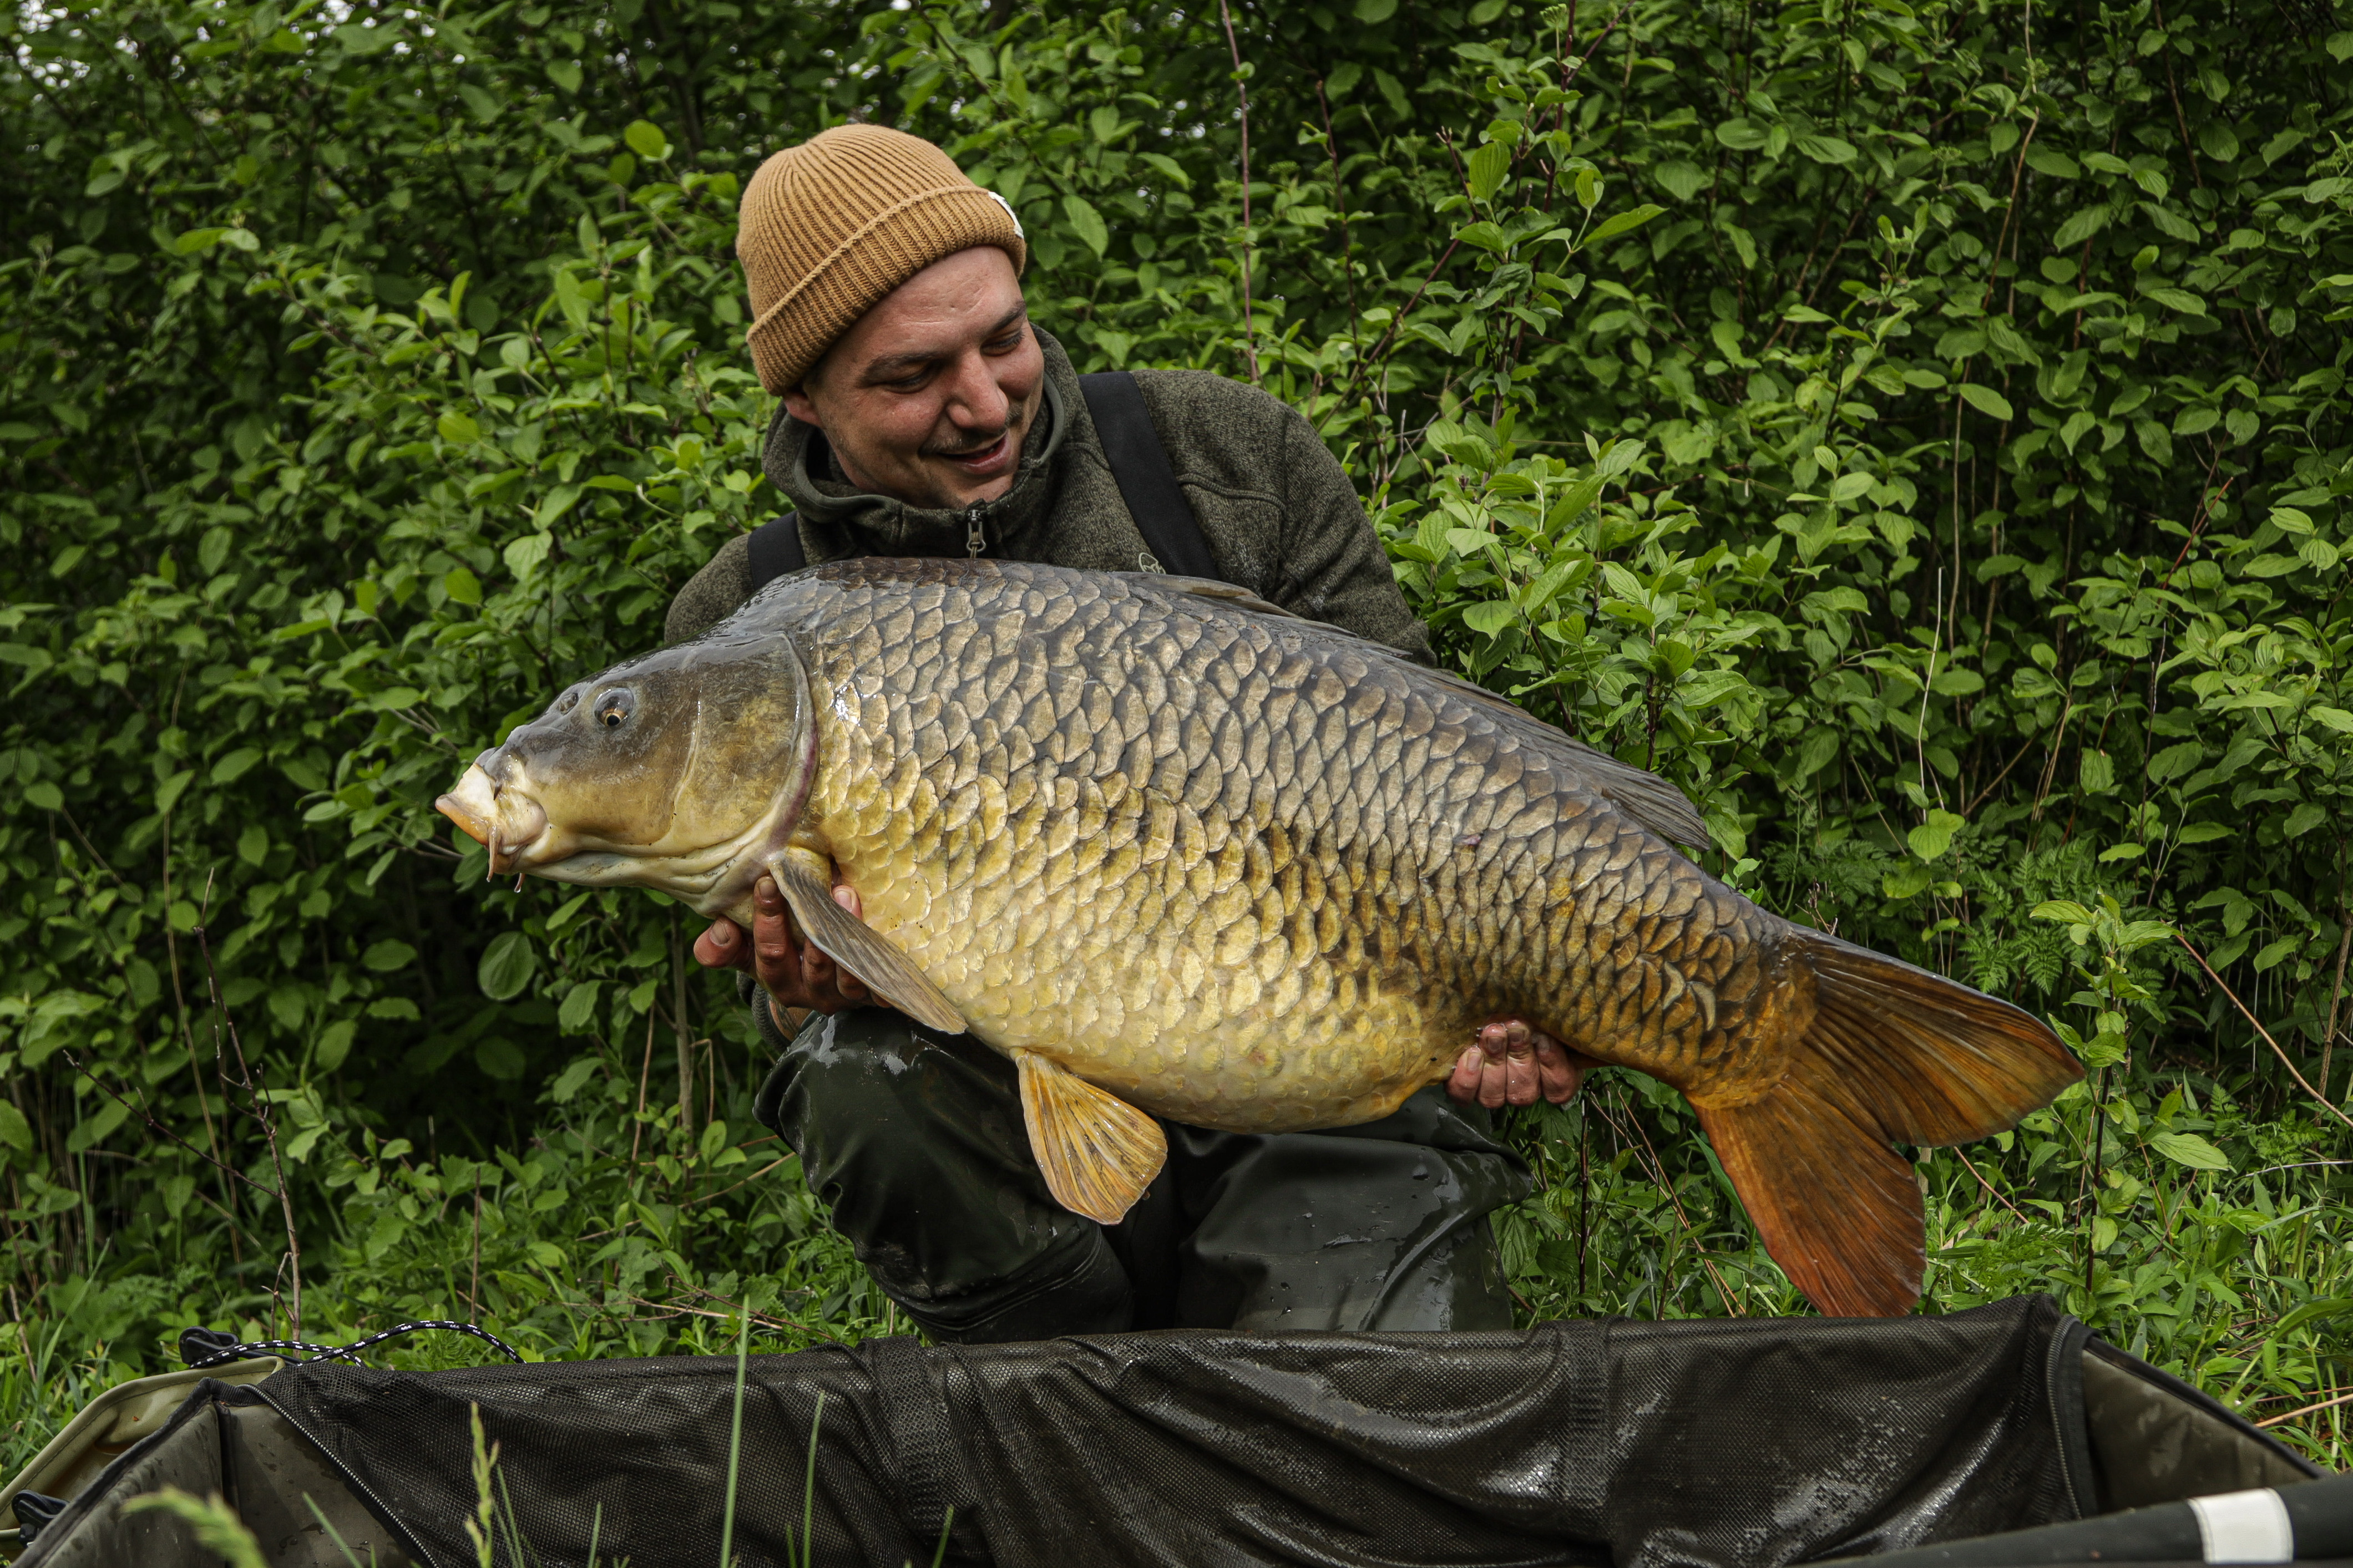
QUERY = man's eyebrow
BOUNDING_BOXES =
[858,307,1029,384]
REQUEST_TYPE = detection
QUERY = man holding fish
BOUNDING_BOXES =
[439,128,2072,1341]
[667,125,1582,1341]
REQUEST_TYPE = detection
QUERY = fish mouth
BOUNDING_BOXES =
[436,762,551,874]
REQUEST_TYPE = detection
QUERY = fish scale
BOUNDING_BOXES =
[441,556,2080,1316]
[770,562,1747,1130]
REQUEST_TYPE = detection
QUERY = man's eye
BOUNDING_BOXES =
[985,328,1025,353]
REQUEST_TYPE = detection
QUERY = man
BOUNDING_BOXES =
[670,124,1585,1343]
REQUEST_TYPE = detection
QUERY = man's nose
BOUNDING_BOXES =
[942,347,1011,430]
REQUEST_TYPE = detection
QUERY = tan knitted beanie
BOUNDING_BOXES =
[736,124,1028,393]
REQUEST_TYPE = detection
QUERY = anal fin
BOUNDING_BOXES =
[767,851,965,1035]
[1015,1051,1167,1226]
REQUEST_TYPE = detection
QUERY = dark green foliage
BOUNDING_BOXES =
[3,0,2349,1470]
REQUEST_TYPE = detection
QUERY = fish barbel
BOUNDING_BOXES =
[437,559,2078,1316]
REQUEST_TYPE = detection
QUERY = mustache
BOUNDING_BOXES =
[923,419,1024,460]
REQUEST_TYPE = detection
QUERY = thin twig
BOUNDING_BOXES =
[1591,1090,1742,1315]
[2321,851,2350,1105]
[1216,0,1259,383]
[59,1053,265,1230]
[2258,1388,2353,1429]
[626,1290,844,1346]
[2177,935,2353,1131]
[194,896,303,1338]
[1949,1145,2031,1224]
[469,1170,484,1325]
[682,1155,796,1209]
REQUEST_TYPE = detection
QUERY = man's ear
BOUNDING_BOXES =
[779,380,821,426]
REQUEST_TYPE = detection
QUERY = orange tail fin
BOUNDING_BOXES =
[1697,931,2082,1317]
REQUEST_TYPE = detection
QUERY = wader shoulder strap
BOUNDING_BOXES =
[745,510,805,593]
[1078,369,1221,581]
[742,371,1218,594]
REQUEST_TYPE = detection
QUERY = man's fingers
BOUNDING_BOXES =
[1456,1018,1585,1109]
[1446,1046,1486,1104]
[691,919,753,975]
[1534,1036,1588,1104]
[750,874,809,996]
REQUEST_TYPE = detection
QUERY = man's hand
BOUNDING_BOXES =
[691,873,876,1026]
[1446,1018,1592,1110]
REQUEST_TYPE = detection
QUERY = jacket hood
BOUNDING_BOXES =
[759,326,1080,560]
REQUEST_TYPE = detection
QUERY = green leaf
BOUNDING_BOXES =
[2277,1297,2353,1334]
[1461,600,1517,637]
[1957,384,2015,421]
[476,1037,527,1079]
[551,1057,600,1104]
[1907,809,1966,861]
[1061,195,1110,259]
[1793,134,1858,166]
[504,531,555,580]
[558,983,603,1037]
[479,932,538,1001]
[315,1021,356,1073]
[437,411,481,445]
[2284,801,2327,838]
[2148,1131,2232,1172]
[1354,0,1398,19]
[623,120,670,161]
[336,21,399,53]
[363,939,416,971]
[67,1098,129,1155]
[1794,727,1840,778]
[1454,220,1510,253]
[0,1100,31,1153]
[2052,206,2111,246]
[444,566,483,605]
[1467,141,1512,202]
[208,748,264,787]
[1585,204,1667,244]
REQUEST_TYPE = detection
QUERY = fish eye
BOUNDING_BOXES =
[594,688,635,729]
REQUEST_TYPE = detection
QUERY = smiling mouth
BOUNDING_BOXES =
[933,430,1014,471]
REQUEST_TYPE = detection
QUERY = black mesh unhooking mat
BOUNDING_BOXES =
[204,1294,2287,1568]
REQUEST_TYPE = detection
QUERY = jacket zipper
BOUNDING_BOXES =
[965,503,986,557]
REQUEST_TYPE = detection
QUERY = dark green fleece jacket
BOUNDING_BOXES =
[663,328,1431,661]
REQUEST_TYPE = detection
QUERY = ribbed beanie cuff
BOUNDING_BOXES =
[736,124,1028,393]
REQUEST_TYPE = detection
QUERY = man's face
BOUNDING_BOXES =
[782,246,1044,512]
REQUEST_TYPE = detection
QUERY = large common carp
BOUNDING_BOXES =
[437,559,2077,1316]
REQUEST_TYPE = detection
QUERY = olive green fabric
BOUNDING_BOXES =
[662,327,1433,663]
[753,1004,1530,1343]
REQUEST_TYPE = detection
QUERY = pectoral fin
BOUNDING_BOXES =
[1015,1051,1167,1226]
[766,851,965,1035]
